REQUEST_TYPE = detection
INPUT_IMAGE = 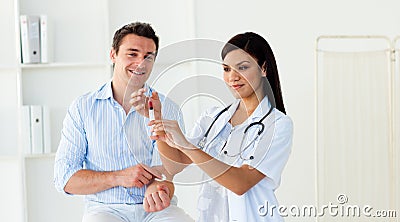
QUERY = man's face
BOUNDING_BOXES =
[111,34,156,90]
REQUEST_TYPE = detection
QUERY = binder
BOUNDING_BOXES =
[42,106,52,153]
[39,15,48,63]
[21,106,32,154]
[30,105,43,154]
[20,15,41,63]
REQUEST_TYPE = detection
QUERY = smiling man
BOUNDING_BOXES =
[54,22,192,222]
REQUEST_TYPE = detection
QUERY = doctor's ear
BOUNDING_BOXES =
[261,62,267,77]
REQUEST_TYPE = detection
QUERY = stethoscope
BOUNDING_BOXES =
[197,104,274,160]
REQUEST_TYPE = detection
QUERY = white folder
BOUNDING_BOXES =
[39,15,48,63]
[20,15,41,63]
[21,106,32,154]
[30,105,43,154]
[42,106,52,153]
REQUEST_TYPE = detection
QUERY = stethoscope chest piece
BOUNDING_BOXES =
[197,137,207,149]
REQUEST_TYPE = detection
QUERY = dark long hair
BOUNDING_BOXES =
[221,32,286,114]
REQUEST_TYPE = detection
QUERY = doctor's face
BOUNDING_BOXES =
[222,49,265,99]
[111,34,156,90]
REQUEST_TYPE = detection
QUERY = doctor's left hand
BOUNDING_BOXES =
[149,120,191,150]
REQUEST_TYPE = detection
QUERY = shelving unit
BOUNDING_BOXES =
[21,65,111,152]
[0,0,198,221]
[1,0,111,221]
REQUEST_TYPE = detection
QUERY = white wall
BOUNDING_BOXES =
[190,0,400,221]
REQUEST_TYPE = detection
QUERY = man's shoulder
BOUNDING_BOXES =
[73,90,99,106]
[70,83,108,109]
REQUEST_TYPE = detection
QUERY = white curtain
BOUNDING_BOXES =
[395,46,400,218]
[316,49,395,221]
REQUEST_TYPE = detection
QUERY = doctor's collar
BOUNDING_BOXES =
[249,96,272,119]
[232,96,272,120]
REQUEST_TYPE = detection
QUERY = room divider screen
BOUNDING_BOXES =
[316,36,397,222]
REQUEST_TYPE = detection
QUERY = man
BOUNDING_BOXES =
[54,22,192,222]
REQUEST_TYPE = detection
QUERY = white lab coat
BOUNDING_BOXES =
[186,97,293,222]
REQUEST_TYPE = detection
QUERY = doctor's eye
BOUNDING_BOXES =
[238,65,249,71]
[223,66,231,72]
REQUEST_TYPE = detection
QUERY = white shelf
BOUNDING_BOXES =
[24,152,55,159]
[0,65,19,70]
[21,62,110,69]
[0,155,20,161]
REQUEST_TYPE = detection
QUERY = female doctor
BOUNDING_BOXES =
[133,32,293,221]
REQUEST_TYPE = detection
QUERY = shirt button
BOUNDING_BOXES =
[130,192,133,195]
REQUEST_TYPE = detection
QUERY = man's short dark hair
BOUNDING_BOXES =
[112,22,159,55]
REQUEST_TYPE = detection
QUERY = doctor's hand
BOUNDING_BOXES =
[143,183,171,212]
[149,120,192,150]
[130,88,162,120]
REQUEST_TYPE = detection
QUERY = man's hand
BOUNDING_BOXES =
[130,88,149,117]
[143,183,171,212]
[115,164,154,188]
[130,88,162,120]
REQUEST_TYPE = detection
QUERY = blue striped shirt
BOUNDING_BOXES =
[54,81,184,204]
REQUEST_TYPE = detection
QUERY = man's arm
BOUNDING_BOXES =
[143,166,175,212]
[64,165,154,195]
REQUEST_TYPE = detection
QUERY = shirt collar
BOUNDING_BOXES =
[228,96,272,122]
[213,96,272,121]
[227,99,240,117]
[95,80,113,100]
[250,96,272,120]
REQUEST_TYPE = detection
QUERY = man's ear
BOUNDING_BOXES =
[110,48,117,62]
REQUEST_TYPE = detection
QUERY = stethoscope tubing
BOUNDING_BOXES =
[198,104,274,160]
